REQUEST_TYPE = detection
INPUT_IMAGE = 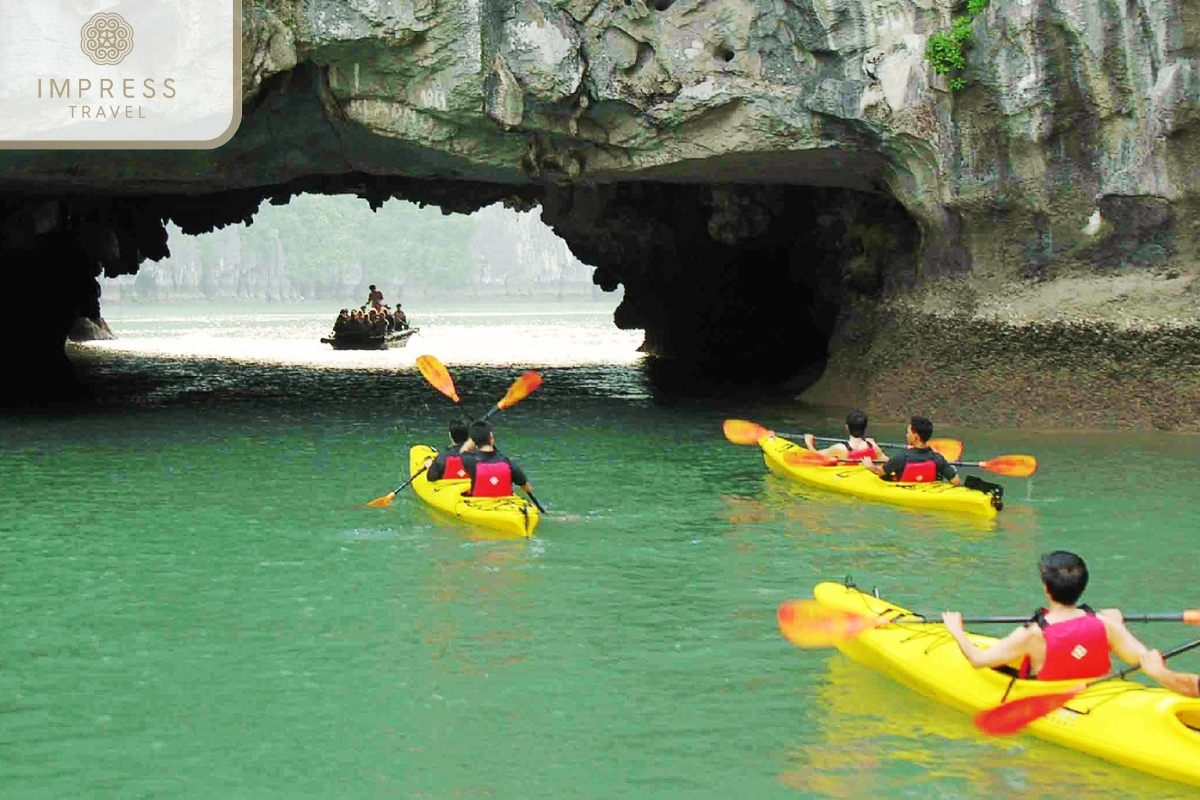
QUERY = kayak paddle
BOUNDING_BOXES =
[974,636,1200,736]
[776,600,1200,649]
[415,354,460,403]
[722,419,774,445]
[525,491,547,514]
[365,466,428,508]
[366,370,543,507]
[722,419,963,460]
[775,431,964,461]
[781,450,1038,478]
[480,370,543,422]
[951,454,1038,478]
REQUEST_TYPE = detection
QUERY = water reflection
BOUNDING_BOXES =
[719,473,1007,540]
[406,530,539,679]
[778,653,1194,798]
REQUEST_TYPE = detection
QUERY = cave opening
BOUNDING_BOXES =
[1,174,921,408]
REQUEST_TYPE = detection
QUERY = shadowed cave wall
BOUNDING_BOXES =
[539,183,922,390]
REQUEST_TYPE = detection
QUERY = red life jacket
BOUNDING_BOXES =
[1019,607,1111,681]
[898,460,937,482]
[472,459,513,497]
[845,441,877,460]
[444,455,467,480]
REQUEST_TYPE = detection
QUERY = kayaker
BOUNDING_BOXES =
[425,418,471,481]
[860,415,959,484]
[1141,649,1200,697]
[941,550,1149,680]
[803,409,886,461]
[461,420,534,499]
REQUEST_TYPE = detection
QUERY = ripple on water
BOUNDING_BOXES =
[5,305,1200,798]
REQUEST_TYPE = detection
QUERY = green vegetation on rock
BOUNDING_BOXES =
[926,0,989,91]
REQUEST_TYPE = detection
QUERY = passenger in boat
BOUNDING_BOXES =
[393,305,409,331]
[367,309,387,336]
[345,309,367,334]
[803,409,886,462]
[860,415,959,484]
[332,309,350,335]
[366,284,385,310]
[461,420,534,499]
[1141,650,1200,697]
[941,551,1149,680]
[425,418,472,481]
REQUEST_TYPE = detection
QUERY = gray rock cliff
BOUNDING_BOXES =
[1,0,1196,425]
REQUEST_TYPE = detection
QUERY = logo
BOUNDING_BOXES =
[1071,644,1088,660]
[489,477,500,486]
[80,13,134,66]
[2,0,240,148]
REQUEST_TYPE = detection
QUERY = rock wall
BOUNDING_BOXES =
[0,0,1197,425]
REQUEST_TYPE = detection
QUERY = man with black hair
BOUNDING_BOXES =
[941,551,1149,681]
[461,420,534,499]
[803,409,887,461]
[366,284,384,310]
[1141,650,1200,697]
[425,419,471,482]
[861,415,959,484]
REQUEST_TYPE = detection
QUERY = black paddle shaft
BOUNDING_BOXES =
[1108,637,1200,683]
[898,612,1195,625]
[389,464,428,495]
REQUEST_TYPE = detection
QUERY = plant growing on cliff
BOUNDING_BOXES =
[926,0,989,91]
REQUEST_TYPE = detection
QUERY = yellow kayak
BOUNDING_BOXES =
[408,445,540,538]
[811,580,1200,787]
[759,435,1000,517]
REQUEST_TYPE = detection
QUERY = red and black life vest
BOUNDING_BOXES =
[898,460,937,482]
[443,455,467,480]
[472,459,513,497]
[845,440,877,461]
[1019,605,1111,680]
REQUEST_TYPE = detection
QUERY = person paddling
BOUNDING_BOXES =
[941,551,1149,680]
[861,415,959,484]
[461,420,534,499]
[425,418,471,482]
[1141,649,1200,697]
[803,409,886,462]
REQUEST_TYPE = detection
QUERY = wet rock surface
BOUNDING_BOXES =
[67,317,117,342]
[802,301,1200,431]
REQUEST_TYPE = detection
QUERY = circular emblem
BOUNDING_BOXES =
[81,13,134,66]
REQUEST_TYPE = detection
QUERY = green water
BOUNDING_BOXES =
[3,351,1199,797]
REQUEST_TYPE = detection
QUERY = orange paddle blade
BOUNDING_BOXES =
[782,451,840,467]
[777,600,882,648]
[1186,610,1200,625]
[722,419,773,445]
[978,454,1038,478]
[497,370,543,410]
[415,355,459,403]
[929,438,964,461]
[973,689,1081,735]
[366,491,396,508]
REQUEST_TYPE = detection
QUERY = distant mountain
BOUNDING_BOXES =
[101,197,609,304]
